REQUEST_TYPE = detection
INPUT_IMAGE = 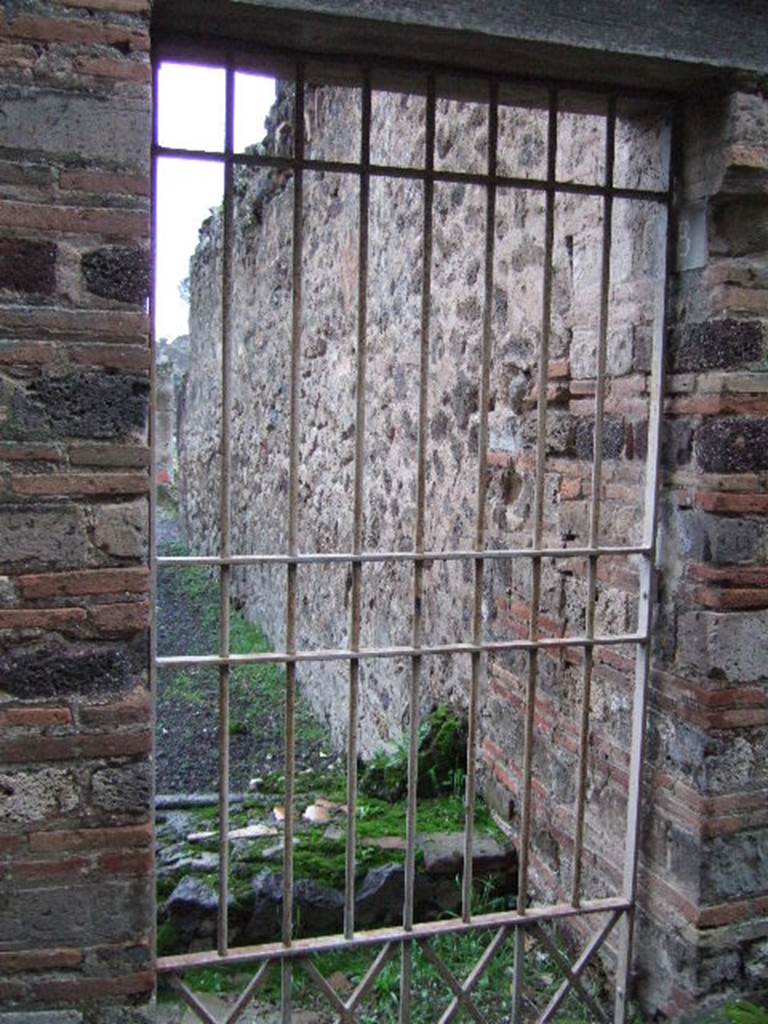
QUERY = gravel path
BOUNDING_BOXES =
[155,509,340,794]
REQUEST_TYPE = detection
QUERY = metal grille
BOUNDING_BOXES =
[151,41,675,1024]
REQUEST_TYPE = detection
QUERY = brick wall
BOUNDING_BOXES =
[0,2,153,1023]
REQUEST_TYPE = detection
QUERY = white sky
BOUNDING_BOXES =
[154,63,276,341]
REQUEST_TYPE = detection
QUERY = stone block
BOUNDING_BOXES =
[669,318,765,372]
[0,91,149,174]
[92,501,148,559]
[81,247,150,305]
[91,762,151,815]
[702,830,768,902]
[696,417,768,473]
[0,505,88,571]
[0,238,56,295]
[0,641,141,700]
[0,1014,82,1024]
[574,417,625,459]
[677,608,768,683]
[674,508,767,564]
[7,372,149,442]
[0,768,80,827]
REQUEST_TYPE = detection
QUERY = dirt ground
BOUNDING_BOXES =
[155,509,341,794]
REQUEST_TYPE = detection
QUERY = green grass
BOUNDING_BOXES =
[158,537,327,747]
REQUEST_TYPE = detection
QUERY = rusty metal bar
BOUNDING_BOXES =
[158,895,630,973]
[156,631,647,669]
[532,923,609,1023]
[157,541,651,568]
[347,942,396,1012]
[571,95,616,909]
[148,58,161,981]
[438,926,510,1024]
[614,133,674,1024]
[462,78,498,924]
[216,60,236,958]
[168,975,220,1024]
[154,142,668,203]
[344,71,371,942]
[420,941,490,1024]
[512,85,557,1024]
[281,59,305,1024]
[400,72,436,1024]
[538,910,622,1024]
[301,960,355,1022]
[224,960,275,1024]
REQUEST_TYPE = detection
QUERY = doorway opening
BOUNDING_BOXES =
[151,42,674,1024]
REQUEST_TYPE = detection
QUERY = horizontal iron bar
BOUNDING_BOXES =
[155,633,646,669]
[156,543,651,568]
[152,144,669,204]
[157,896,631,973]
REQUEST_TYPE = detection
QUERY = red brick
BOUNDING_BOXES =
[0,608,87,631]
[15,856,90,880]
[97,849,153,875]
[0,443,62,461]
[74,54,150,83]
[0,341,56,365]
[0,948,83,973]
[695,491,768,515]
[0,306,148,343]
[59,169,150,198]
[689,563,768,587]
[0,13,149,51]
[80,694,149,728]
[559,477,582,500]
[694,586,768,610]
[69,343,150,372]
[29,823,151,853]
[0,200,148,239]
[0,707,72,727]
[0,834,27,854]
[60,0,150,11]
[69,443,149,468]
[0,40,38,70]
[667,395,768,416]
[11,472,148,497]
[0,729,151,763]
[548,358,570,379]
[19,567,149,599]
[89,599,149,636]
[487,450,515,468]
[26,971,155,1004]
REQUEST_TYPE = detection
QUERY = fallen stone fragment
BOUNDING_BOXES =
[303,803,331,824]
[419,831,516,876]
[187,823,278,843]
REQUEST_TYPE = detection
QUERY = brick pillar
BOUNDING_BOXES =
[0,3,153,1023]
[636,84,768,1017]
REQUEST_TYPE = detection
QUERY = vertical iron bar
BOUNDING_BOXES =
[345,71,371,940]
[572,96,616,908]
[400,73,436,1024]
[462,79,498,924]
[613,108,675,1024]
[512,86,557,1024]
[149,58,160,970]
[217,61,236,958]
[282,61,305,1024]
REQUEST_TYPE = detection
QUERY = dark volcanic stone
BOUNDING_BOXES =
[81,246,150,304]
[10,372,148,441]
[0,237,56,295]
[0,642,140,699]
[355,864,405,928]
[669,319,765,372]
[696,417,768,473]
[575,417,625,460]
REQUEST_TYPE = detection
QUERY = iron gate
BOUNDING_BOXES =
[151,39,676,1024]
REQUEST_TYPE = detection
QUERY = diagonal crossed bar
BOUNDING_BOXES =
[532,924,608,1023]
[168,973,220,1024]
[225,959,276,1024]
[536,910,622,1024]
[301,941,397,1022]
[433,925,510,1024]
